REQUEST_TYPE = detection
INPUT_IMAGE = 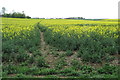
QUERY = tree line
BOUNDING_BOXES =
[1,7,31,18]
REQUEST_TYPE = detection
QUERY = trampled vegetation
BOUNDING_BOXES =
[1,18,119,78]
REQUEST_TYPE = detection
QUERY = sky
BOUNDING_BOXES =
[0,0,119,19]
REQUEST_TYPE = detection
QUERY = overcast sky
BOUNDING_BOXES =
[0,0,119,19]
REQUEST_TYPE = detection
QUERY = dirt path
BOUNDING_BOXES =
[40,32,82,68]
[40,31,57,68]
[40,32,48,57]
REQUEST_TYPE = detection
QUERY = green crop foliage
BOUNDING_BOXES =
[2,18,119,78]
[2,18,41,54]
[38,19,119,63]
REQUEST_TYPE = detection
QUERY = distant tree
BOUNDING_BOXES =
[11,12,25,18]
[78,17,84,19]
[2,11,31,18]
[22,11,24,14]
[2,7,6,14]
[3,13,11,17]
[26,16,31,19]
[65,17,85,19]
[1,7,31,18]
